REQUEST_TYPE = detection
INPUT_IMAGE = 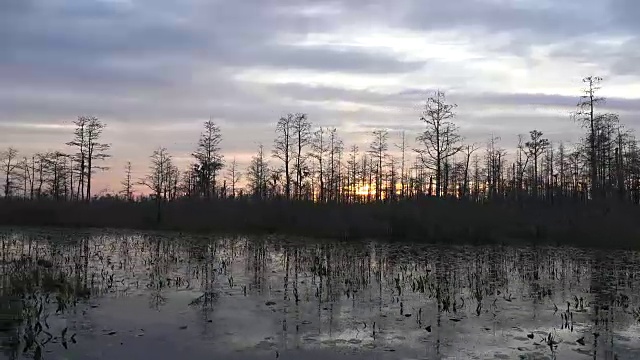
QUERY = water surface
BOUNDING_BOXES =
[1,228,639,359]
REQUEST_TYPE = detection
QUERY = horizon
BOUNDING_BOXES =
[2,0,640,195]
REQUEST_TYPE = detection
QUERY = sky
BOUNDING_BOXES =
[1,0,640,194]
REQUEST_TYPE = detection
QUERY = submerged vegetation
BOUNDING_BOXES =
[2,76,640,247]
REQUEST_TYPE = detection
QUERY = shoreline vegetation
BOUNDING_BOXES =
[1,196,639,249]
[3,77,640,248]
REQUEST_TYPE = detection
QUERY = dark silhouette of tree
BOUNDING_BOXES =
[346,145,359,203]
[226,157,242,198]
[485,135,506,198]
[292,113,311,200]
[273,114,294,200]
[140,147,173,221]
[84,117,110,201]
[247,144,269,199]
[66,116,110,202]
[575,76,604,199]
[120,161,133,201]
[327,128,342,202]
[310,127,329,202]
[415,91,463,197]
[193,119,223,199]
[461,143,480,199]
[396,131,408,199]
[67,116,88,200]
[526,130,550,198]
[1,147,18,197]
[369,129,389,201]
[43,151,69,200]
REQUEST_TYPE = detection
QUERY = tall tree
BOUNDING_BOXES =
[1,147,18,198]
[575,76,604,199]
[292,113,312,200]
[247,144,269,199]
[84,117,111,201]
[396,131,408,199]
[525,130,550,198]
[310,128,329,202]
[226,157,242,198]
[485,135,506,198]
[415,91,463,197]
[120,161,134,201]
[193,119,223,199]
[66,116,110,201]
[327,128,343,202]
[369,129,389,201]
[67,116,88,200]
[273,114,294,200]
[346,145,359,203]
[140,147,172,222]
[461,143,480,199]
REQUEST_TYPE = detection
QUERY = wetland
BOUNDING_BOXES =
[1,227,640,359]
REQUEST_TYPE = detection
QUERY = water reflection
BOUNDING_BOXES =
[1,229,640,359]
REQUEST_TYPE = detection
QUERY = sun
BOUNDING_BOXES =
[355,185,371,196]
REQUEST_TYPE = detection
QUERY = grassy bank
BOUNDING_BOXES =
[0,198,639,249]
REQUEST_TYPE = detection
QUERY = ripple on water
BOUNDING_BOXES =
[3,230,640,360]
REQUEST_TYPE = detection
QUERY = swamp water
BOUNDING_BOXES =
[1,228,640,360]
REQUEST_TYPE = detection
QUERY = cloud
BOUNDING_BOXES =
[1,0,640,193]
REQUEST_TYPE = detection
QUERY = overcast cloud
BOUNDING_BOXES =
[1,0,640,192]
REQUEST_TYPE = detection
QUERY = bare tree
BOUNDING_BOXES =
[515,134,531,197]
[66,116,110,202]
[84,117,111,201]
[226,157,242,198]
[395,131,408,199]
[369,129,389,201]
[67,116,88,200]
[1,147,18,198]
[327,128,343,202]
[120,161,134,201]
[461,143,480,199]
[273,114,294,200]
[415,91,464,197]
[310,127,329,202]
[292,113,312,200]
[193,118,224,199]
[526,130,550,197]
[246,144,269,199]
[140,147,172,222]
[485,135,506,198]
[346,145,359,202]
[575,76,604,198]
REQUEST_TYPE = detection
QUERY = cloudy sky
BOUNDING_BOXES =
[2,0,640,193]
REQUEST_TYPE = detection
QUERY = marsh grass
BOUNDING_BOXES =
[1,197,640,249]
[0,229,639,358]
[0,233,90,359]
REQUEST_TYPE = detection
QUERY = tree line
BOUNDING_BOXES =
[2,76,638,206]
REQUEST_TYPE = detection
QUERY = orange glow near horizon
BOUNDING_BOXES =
[355,185,371,196]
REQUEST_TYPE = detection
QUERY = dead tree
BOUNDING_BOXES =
[226,157,242,198]
[575,76,604,199]
[84,117,110,201]
[525,130,550,198]
[120,161,134,201]
[292,113,312,200]
[415,91,463,197]
[140,147,172,222]
[193,119,224,199]
[1,147,18,198]
[310,128,329,202]
[369,129,389,201]
[461,143,480,199]
[273,114,294,200]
